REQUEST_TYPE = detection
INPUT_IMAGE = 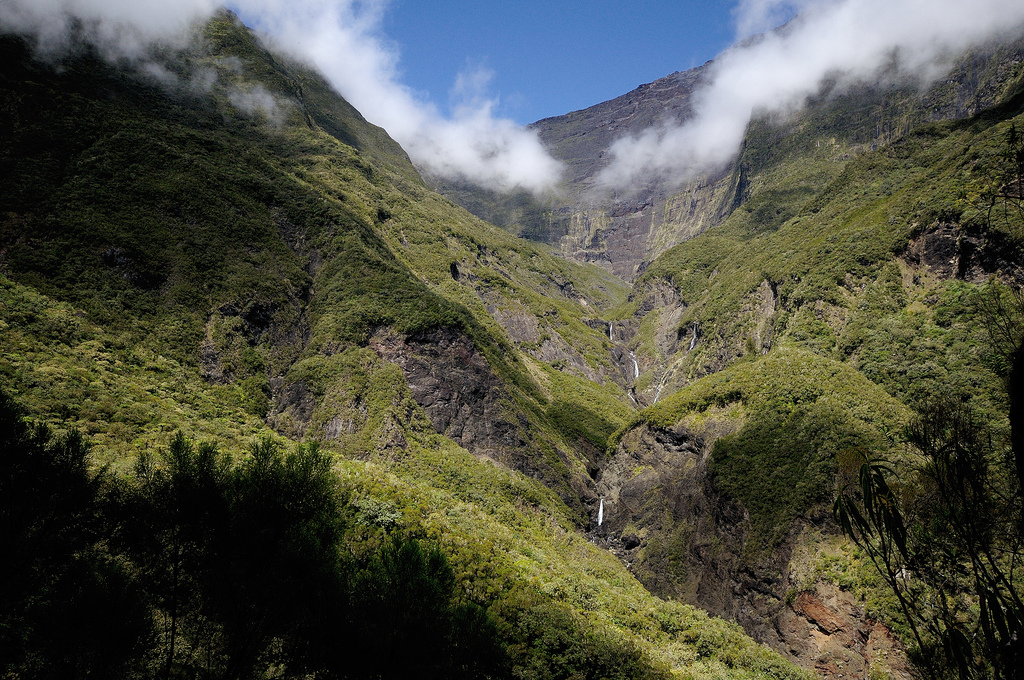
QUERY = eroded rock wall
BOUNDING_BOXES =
[369,327,599,514]
[594,422,913,680]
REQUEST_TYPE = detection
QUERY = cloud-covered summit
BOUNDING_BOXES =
[595,0,1024,193]
[0,0,562,195]
[4,0,1023,198]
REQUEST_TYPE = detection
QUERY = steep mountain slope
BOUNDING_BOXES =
[0,11,636,515]
[0,12,813,680]
[4,9,1024,680]
[586,33,1024,679]
[426,21,1024,677]
[433,34,1024,285]
[428,64,727,280]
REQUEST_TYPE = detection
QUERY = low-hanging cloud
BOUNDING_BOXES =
[596,0,1024,193]
[228,83,291,126]
[0,0,218,58]
[0,0,561,195]
[237,0,562,194]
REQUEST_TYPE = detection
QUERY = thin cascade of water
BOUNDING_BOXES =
[608,321,613,341]
[598,498,604,526]
[629,352,639,379]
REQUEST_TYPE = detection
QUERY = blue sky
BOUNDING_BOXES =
[382,1,737,124]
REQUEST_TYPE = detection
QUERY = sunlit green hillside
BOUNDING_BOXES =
[3,8,1024,680]
[0,11,815,680]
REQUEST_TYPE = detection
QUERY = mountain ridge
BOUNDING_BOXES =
[0,14,819,679]
[430,32,1024,284]
[3,10,1024,680]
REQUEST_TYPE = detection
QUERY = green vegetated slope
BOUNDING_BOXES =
[620,36,1024,384]
[0,10,634,506]
[0,289,806,679]
[637,347,910,552]
[0,12,807,680]
[629,63,1024,408]
[598,36,1024,668]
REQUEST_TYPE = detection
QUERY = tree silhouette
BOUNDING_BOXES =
[0,391,150,679]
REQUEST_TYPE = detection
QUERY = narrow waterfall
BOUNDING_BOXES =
[688,324,698,351]
[598,498,604,526]
[629,352,639,379]
[608,321,613,341]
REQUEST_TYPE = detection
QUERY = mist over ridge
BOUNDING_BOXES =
[595,0,1024,194]
[0,0,562,195]
[3,0,1024,198]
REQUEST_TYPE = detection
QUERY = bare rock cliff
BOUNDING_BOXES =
[594,422,914,680]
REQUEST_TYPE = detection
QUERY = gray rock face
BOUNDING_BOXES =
[903,221,1024,284]
[425,64,739,282]
[594,422,912,679]
[370,328,525,459]
[369,327,598,515]
[531,67,710,189]
[594,422,751,618]
[527,64,742,281]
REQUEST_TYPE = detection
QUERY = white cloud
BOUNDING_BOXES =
[0,0,562,195]
[0,0,218,58]
[596,0,1024,193]
[228,83,290,126]
[7,0,1019,197]
[236,0,562,194]
[732,0,814,39]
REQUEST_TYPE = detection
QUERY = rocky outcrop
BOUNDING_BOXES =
[594,421,912,680]
[922,37,1024,121]
[369,327,598,514]
[903,221,1024,284]
[370,327,526,461]
[779,584,915,680]
[484,299,604,384]
[749,278,778,354]
[620,275,781,405]
[594,422,755,628]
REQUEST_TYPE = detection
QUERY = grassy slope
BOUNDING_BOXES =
[633,346,910,551]
[630,69,1024,411]
[602,40,1024,658]
[0,274,812,679]
[0,15,804,680]
[0,11,637,500]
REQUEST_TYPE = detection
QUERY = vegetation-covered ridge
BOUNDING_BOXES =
[4,8,1024,680]
[587,34,1024,679]
[633,346,910,551]
[0,13,810,680]
[0,9,636,519]
[625,59,1024,406]
[0,345,809,679]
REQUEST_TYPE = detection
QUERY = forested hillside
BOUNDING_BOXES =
[0,11,809,680]
[2,8,1023,680]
